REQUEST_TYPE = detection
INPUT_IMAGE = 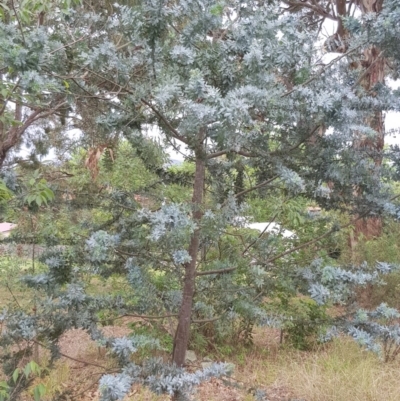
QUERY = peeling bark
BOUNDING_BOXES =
[352,0,385,243]
[351,45,385,247]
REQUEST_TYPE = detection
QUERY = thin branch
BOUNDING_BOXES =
[191,315,223,324]
[264,226,343,265]
[328,0,337,18]
[282,44,363,98]
[78,65,130,95]
[241,210,281,256]
[10,0,25,42]
[71,375,116,399]
[109,313,178,321]
[0,78,21,116]
[223,175,279,205]
[33,340,109,370]
[140,98,188,145]
[206,149,256,159]
[270,125,322,156]
[49,35,88,54]
[208,125,321,162]
[282,0,337,20]
[196,267,236,276]
[6,283,22,309]
[164,133,191,160]
[114,248,138,258]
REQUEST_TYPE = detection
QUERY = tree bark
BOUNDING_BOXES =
[0,103,67,169]
[172,143,206,367]
[350,1,385,245]
[351,45,385,248]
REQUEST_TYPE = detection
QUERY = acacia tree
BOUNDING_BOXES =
[2,0,400,400]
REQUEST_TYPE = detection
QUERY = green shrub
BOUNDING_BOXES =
[266,295,331,350]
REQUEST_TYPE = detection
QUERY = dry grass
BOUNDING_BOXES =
[14,327,400,401]
[278,339,400,401]
[233,330,400,401]
[3,256,400,401]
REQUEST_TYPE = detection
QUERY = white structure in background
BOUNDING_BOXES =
[245,222,297,239]
[0,222,17,238]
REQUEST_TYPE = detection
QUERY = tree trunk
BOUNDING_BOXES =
[351,43,385,248]
[0,101,23,169]
[172,145,205,367]
[349,1,385,246]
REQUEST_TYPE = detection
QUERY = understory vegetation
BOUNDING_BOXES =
[2,143,400,401]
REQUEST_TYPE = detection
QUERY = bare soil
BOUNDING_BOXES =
[39,326,297,401]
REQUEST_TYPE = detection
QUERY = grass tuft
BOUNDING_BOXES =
[279,339,400,401]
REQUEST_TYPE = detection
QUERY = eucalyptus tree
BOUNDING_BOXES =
[283,0,400,243]
[2,0,400,400]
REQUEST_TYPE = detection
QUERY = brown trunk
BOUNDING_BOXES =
[355,45,385,164]
[0,96,23,168]
[336,0,346,37]
[0,72,5,168]
[350,217,383,252]
[172,144,206,367]
[349,0,385,247]
[351,45,385,248]
[0,150,7,169]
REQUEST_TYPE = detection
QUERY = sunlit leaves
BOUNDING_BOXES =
[23,171,54,207]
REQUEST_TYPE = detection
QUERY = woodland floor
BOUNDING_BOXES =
[2,256,400,401]
[36,325,297,401]
[0,311,398,401]
[17,321,400,401]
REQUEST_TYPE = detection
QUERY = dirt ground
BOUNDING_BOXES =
[38,326,298,401]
